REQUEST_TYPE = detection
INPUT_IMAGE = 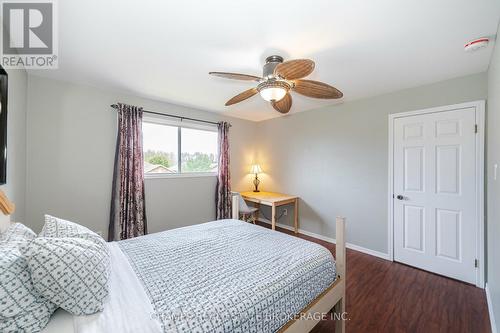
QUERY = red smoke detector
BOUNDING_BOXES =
[464,38,489,52]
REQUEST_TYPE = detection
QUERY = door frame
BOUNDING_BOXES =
[387,100,485,288]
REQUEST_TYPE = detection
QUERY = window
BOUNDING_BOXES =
[143,117,218,177]
[143,122,179,174]
[181,127,218,173]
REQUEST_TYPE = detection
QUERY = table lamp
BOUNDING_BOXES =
[250,164,263,192]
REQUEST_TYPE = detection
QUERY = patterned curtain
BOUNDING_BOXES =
[216,122,231,219]
[108,103,147,241]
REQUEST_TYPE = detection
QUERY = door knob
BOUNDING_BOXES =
[396,195,405,200]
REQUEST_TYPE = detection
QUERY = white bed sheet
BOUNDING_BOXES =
[42,242,162,333]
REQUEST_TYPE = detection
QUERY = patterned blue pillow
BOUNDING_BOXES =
[0,223,36,243]
[21,236,110,316]
[40,214,108,254]
[40,215,98,238]
[0,229,56,332]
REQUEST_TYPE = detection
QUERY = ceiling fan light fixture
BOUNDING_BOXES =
[209,56,343,114]
[257,80,290,102]
[260,87,287,102]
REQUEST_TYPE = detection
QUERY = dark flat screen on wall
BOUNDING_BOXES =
[0,66,8,185]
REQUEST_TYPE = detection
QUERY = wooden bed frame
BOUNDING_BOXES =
[232,196,346,333]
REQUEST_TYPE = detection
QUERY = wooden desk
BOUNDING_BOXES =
[240,191,299,233]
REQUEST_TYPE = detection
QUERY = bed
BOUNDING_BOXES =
[42,199,346,333]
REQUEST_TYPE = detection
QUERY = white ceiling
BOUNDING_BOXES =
[30,0,500,121]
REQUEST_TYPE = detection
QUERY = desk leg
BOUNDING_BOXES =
[271,204,276,231]
[254,202,260,223]
[294,198,298,234]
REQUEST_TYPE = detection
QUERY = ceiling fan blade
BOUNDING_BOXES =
[274,59,315,80]
[209,72,262,81]
[293,79,343,99]
[271,93,292,114]
[225,88,258,106]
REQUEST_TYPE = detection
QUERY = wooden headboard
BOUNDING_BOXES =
[0,189,15,215]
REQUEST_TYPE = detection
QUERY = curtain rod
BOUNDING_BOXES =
[110,104,230,127]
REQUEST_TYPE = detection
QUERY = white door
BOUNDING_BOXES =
[393,107,478,284]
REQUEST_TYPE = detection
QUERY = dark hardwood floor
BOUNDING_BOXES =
[257,222,491,333]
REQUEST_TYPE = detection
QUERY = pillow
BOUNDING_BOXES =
[0,223,36,243]
[0,239,56,332]
[40,214,107,251]
[40,215,98,239]
[21,237,110,315]
[22,235,110,315]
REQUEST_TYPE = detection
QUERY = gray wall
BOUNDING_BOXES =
[20,71,493,275]
[487,26,500,331]
[25,75,257,235]
[0,68,27,222]
[256,73,487,254]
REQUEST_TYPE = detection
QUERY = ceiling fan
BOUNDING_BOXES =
[209,55,343,114]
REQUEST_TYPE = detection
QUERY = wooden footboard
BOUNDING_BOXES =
[232,198,346,333]
[281,217,346,333]
[232,196,346,333]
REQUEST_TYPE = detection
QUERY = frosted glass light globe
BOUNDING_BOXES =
[259,86,287,102]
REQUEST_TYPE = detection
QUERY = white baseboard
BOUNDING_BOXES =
[486,283,498,333]
[258,219,391,261]
[345,242,391,261]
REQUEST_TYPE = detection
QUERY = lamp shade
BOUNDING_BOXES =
[250,164,263,174]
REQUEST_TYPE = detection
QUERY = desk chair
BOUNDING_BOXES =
[233,192,259,224]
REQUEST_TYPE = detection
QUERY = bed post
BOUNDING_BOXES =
[334,216,346,333]
[232,193,239,220]
[335,217,346,279]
